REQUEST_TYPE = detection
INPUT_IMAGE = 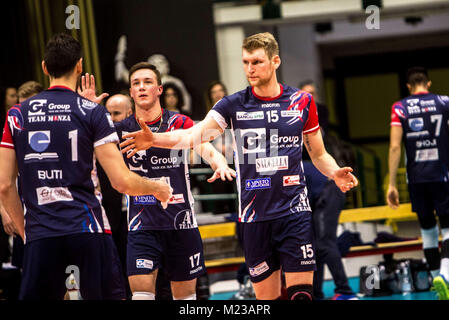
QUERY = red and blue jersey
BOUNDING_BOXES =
[0,86,118,243]
[390,92,449,184]
[207,84,320,223]
[115,110,197,231]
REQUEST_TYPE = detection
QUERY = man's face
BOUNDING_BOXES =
[242,48,278,88]
[5,88,18,109]
[106,97,131,122]
[129,69,162,110]
[210,84,226,105]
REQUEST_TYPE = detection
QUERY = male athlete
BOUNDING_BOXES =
[387,66,449,300]
[82,62,235,300]
[0,33,171,300]
[121,32,358,300]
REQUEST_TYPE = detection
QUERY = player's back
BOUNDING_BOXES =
[391,92,449,183]
[2,85,118,242]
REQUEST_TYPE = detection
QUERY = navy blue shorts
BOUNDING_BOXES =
[20,233,126,300]
[408,182,449,229]
[127,228,206,281]
[239,211,316,283]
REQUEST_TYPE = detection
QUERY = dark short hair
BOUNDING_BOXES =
[161,82,184,109]
[406,67,429,87]
[44,33,82,78]
[128,62,162,86]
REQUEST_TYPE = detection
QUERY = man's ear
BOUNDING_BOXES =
[42,61,49,76]
[427,81,432,89]
[406,83,412,92]
[272,55,281,70]
[75,58,83,74]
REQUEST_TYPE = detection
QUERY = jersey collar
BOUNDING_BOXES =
[251,84,284,101]
[48,85,74,92]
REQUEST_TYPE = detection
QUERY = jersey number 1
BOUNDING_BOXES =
[68,129,78,161]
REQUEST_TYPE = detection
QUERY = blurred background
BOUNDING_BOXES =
[1,0,449,209]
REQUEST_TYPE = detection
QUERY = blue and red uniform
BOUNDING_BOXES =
[391,92,449,229]
[207,84,319,282]
[0,86,125,299]
[115,110,206,281]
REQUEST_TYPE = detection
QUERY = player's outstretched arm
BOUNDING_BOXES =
[386,126,403,209]
[193,142,236,183]
[120,117,223,158]
[95,142,172,202]
[303,129,358,193]
[0,148,25,240]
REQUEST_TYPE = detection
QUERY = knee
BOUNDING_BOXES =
[287,284,313,301]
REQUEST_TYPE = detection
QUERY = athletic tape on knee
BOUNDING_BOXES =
[421,226,439,249]
[173,294,196,300]
[132,291,155,300]
[287,284,313,301]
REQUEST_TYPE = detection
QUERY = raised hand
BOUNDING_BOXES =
[207,166,236,183]
[333,167,358,193]
[77,73,109,104]
[120,118,154,158]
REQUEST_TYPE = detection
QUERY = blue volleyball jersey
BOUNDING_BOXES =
[207,84,320,223]
[391,92,449,184]
[115,110,196,231]
[0,86,119,243]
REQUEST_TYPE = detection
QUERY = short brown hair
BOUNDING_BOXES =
[18,81,43,100]
[242,32,279,59]
[128,62,162,86]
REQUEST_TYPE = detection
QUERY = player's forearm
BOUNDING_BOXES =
[0,187,24,238]
[153,128,195,150]
[195,142,228,171]
[388,145,401,186]
[310,151,341,181]
[115,171,161,196]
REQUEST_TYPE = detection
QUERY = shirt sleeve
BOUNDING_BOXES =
[207,97,231,131]
[1,110,16,149]
[168,113,195,131]
[91,105,119,148]
[303,94,320,134]
[391,102,404,127]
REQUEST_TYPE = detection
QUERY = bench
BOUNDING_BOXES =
[199,203,425,274]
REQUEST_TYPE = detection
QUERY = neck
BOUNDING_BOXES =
[411,85,429,95]
[253,76,280,98]
[136,102,162,122]
[49,74,78,91]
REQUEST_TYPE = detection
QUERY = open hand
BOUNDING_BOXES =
[333,167,358,193]
[207,166,236,183]
[77,73,109,104]
[120,118,154,158]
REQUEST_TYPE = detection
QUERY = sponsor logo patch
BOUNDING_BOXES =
[236,111,264,121]
[36,186,73,205]
[136,259,154,269]
[249,262,269,277]
[256,156,288,173]
[245,178,271,190]
[283,175,300,186]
